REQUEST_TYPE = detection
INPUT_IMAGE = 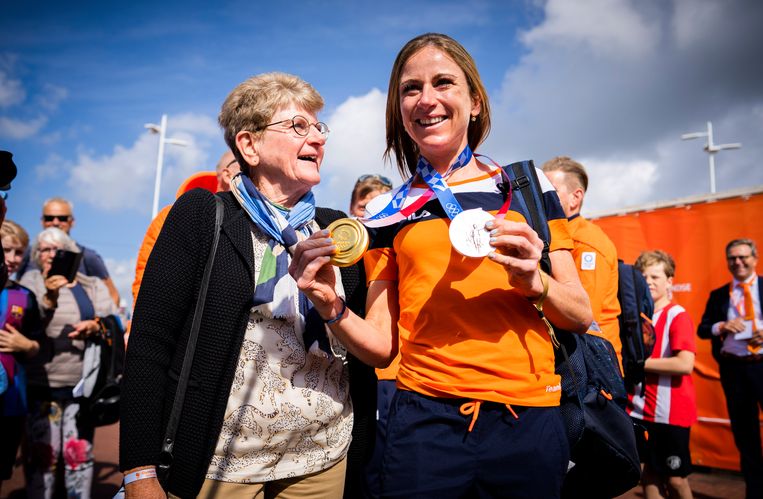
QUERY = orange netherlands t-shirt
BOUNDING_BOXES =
[365,166,573,406]
[568,215,622,366]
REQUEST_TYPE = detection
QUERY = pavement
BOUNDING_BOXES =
[1,423,122,499]
[1,422,747,498]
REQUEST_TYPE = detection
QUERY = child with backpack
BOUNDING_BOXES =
[0,221,42,493]
[629,250,697,499]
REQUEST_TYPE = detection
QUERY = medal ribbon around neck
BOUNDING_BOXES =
[361,146,472,228]
[361,148,514,228]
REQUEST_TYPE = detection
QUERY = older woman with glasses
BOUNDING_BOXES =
[18,227,117,499]
[120,72,375,499]
[291,34,592,498]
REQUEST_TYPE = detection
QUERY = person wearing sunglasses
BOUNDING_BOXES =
[349,174,393,218]
[121,72,375,499]
[15,198,120,307]
[698,238,763,498]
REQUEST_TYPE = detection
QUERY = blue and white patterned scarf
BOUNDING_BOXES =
[230,174,333,354]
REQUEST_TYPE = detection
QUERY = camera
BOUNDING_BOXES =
[0,150,18,191]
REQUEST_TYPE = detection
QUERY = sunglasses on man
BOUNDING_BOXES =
[42,214,72,223]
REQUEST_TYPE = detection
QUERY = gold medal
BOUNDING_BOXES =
[327,218,369,267]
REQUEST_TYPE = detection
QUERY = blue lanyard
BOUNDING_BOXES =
[363,145,473,223]
[417,146,472,220]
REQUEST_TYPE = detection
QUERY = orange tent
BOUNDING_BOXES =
[590,185,763,471]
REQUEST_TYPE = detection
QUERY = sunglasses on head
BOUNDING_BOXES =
[42,214,72,223]
[356,174,393,188]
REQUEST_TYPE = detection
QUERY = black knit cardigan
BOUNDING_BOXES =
[120,190,375,498]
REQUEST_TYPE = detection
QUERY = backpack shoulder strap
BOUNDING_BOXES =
[503,160,552,274]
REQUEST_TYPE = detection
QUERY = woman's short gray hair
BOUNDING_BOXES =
[219,72,324,175]
[33,227,79,267]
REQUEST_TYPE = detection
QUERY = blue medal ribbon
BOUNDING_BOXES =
[363,145,473,224]
[417,146,472,220]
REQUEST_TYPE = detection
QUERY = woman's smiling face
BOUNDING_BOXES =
[398,45,480,166]
[252,105,326,200]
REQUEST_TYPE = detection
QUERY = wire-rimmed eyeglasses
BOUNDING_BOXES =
[256,115,330,138]
[356,174,393,188]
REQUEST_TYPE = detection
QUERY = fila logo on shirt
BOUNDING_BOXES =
[407,210,431,221]
[580,252,596,270]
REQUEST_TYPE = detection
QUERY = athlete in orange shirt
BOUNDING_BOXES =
[290,34,592,498]
[544,156,622,365]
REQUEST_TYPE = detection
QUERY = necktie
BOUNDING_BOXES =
[741,282,760,353]
[741,282,755,320]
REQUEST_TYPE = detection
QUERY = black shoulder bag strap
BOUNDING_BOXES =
[505,161,580,390]
[158,194,224,483]
[505,160,551,274]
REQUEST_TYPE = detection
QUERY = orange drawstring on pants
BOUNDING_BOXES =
[459,401,519,432]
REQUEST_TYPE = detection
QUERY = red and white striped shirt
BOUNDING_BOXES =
[627,303,697,427]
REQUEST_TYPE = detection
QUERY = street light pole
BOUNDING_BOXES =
[144,114,190,219]
[681,121,741,194]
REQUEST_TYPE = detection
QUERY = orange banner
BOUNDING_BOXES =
[592,189,763,471]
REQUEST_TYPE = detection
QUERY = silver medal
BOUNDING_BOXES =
[449,208,494,258]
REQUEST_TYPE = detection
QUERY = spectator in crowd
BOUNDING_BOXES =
[630,250,696,499]
[0,150,18,289]
[131,151,241,307]
[0,220,42,495]
[19,227,117,499]
[290,33,591,498]
[17,198,120,306]
[543,156,622,363]
[349,174,393,218]
[698,238,762,499]
[348,173,396,498]
[120,72,374,499]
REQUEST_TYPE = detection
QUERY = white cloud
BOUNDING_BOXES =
[521,0,658,58]
[34,153,68,180]
[486,0,763,208]
[64,112,223,213]
[104,256,137,311]
[37,83,68,112]
[0,115,47,139]
[0,62,68,139]
[582,159,659,214]
[0,70,25,107]
[314,88,395,212]
[672,0,724,48]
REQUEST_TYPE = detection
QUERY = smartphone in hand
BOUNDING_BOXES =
[49,249,83,282]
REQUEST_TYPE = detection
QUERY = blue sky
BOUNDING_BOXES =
[2,0,762,307]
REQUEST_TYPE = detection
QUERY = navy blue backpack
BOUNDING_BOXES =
[618,260,656,392]
[503,160,641,498]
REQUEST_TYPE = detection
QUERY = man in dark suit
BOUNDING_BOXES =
[698,238,762,499]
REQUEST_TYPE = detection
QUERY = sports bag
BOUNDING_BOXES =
[617,260,656,392]
[79,314,126,427]
[504,160,641,498]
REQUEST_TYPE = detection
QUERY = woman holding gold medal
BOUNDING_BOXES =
[120,72,374,499]
[290,33,592,497]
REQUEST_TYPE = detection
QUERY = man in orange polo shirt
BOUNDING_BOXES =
[543,156,622,361]
[131,151,240,308]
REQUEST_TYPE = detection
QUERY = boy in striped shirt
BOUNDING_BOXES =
[628,250,697,499]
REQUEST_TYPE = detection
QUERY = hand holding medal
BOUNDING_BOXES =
[449,208,495,257]
[326,218,369,267]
